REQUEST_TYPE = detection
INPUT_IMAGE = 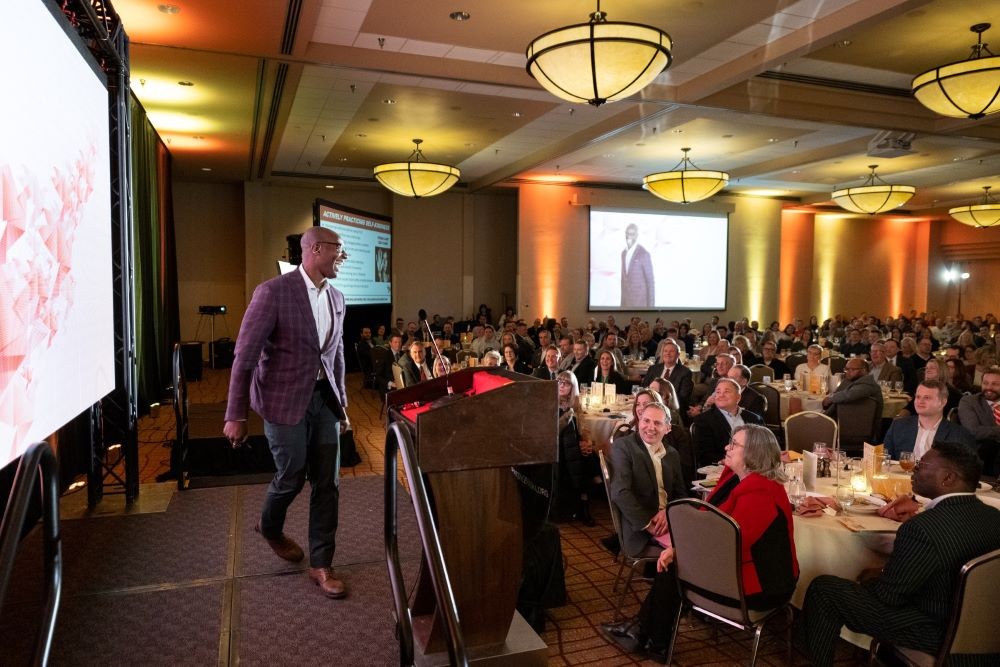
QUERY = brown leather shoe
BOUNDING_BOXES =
[308,567,347,599]
[254,522,304,563]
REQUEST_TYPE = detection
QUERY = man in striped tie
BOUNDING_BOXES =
[957,366,1000,475]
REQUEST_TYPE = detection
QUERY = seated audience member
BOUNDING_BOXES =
[642,340,694,414]
[689,353,736,418]
[957,366,1000,475]
[793,344,831,390]
[500,343,530,374]
[727,364,767,420]
[609,402,687,556]
[623,329,648,360]
[801,441,1000,667]
[883,380,976,460]
[371,324,388,347]
[759,340,789,379]
[839,328,869,357]
[471,325,497,357]
[532,330,554,367]
[912,337,934,371]
[946,356,974,394]
[822,357,882,418]
[374,332,405,392]
[480,350,500,368]
[556,371,596,526]
[557,335,575,370]
[593,349,631,395]
[883,338,917,394]
[599,331,627,371]
[440,320,459,345]
[566,341,597,386]
[692,379,764,466]
[868,341,902,385]
[398,340,434,386]
[732,335,759,366]
[532,346,562,380]
[610,425,798,660]
[789,329,813,353]
[902,358,962,416]
[973,345,998,388]
[646,378,695,488]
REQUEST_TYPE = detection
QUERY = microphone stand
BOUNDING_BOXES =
[425,321,453,395]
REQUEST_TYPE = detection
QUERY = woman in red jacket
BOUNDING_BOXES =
[608,424,798,659]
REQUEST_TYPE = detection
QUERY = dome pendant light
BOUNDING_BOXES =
[373,139,460,198]
[643,148,729,204]
[912,23,1000,119]
[525,1,672,107]
[949,186,1000,228]
[831,165,915,214]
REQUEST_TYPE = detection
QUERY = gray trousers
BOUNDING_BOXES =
[260,383,342,568]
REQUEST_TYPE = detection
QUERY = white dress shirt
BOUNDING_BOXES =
[299,265,331,379]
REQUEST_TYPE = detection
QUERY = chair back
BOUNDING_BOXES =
[749,365,773,384]
[171,343,190,488]
[941,547,1000,661]
[750,382,782,427]
[598,451,629,557]
[785,353,806,372]
[392,363,405,389]
[822,355,848,374]
[667,498,746,623]
[947,407,960,424]
[354,342,375,387]
[784,411,837,453]
[835,396,880,454]
[456,349,476,364]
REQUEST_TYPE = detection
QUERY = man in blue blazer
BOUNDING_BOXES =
[884,380,976,460]
[225,225,350,599]
[801,440,1000,666]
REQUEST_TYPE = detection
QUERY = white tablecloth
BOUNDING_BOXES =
[773,386,909,420]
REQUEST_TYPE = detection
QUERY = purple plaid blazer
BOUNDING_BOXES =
[225,270,347,426]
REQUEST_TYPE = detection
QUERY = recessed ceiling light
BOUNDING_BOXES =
[325,185,335,189]
[671,129,683,134]
[178,81,194,86]
[157,4,180,14]
[200,167,212,171]
[449,11,471,21]
[512,111,522,117]
[767,138,778,143]
[382,98,396,105]
[834,39,852,48]
[791,170,800,174]
[356,133,367,138]
[338,157,348,162]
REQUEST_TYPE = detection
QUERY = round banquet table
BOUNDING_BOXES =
[579,398,633,454]
[770,384,909,420]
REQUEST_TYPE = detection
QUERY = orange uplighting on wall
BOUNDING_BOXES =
[887,217,910,316]
[814,213,840,320]
[779,209,814,324]
[131,76,208,105]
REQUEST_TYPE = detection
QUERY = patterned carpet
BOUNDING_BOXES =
[0,368,867,665]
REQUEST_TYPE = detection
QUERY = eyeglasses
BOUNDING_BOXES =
[725,440,745,449]
[556,380,570,386]
[315,241,344,252]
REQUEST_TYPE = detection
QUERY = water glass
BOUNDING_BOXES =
[783,374,793,392]
[813,442,828,459]
[836,485,855,514]
[787,477,806,509]
[762,375,772,384]
[892,381,903,395]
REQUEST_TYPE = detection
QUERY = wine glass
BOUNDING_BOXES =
[836,485,855,514]
[892,381,903,395]
[899,451,916,473]
[813,442,828,460]
[783,374,793,392]
[787,477,806,509]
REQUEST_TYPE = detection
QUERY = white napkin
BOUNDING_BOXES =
[803,450,818,491]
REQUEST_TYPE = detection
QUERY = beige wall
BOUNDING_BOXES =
[936,218,1000,318]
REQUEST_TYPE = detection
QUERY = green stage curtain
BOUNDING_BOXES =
[130,94,179,413]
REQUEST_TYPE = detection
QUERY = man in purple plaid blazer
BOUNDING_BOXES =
[224,225,351,599]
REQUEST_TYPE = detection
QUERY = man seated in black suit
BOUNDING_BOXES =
[641,340,694,415]
[839,327,869,357]
[532,345,562,380]
[821,357,882,418]
[883,338,917,394]
[726,364,766,420]
[398,339,434,387]
[759,340,789,380]
[532,330,554,368]
[567,341,596,387]
[800,441,1000,667]
[957,366,1000,475]
[374,332,405,392]
[691,378,764,466]
[609,402,687,556]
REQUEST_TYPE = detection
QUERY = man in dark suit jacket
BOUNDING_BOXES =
[641,340,694,414]
[620,223,654,308]
[567,341,597,387]
[225,226,350,599]
[759,341,789,380]
[609,403,687,556]
[373,332,405,393]
[957,367,1000,475]
[884,339,917,395]
[727,364,766,420]
[398,339,434,387]
[801,441,1000,667]
[532,346,562,380]
[691,378,764,466]
[884,380,976,460]
[821,358,883,418]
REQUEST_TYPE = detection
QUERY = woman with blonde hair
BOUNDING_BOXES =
[557,371,596,526]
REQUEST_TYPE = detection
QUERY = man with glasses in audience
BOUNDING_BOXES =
[800,441,1000,667]
[869,341,903,385]
[759,341,789,379]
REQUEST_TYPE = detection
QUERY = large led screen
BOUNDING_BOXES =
[314,199,392,306]
[589,208,728,311]
[0,0,115,467]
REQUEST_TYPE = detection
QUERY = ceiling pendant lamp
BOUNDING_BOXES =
[949,186,1000,228]
[373,139,460,198]
[831,165,915,214]
[912,23,1000,119]
[643,148,729,204]
[525,1,672,107]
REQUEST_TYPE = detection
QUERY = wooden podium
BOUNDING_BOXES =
[387,367,557,665]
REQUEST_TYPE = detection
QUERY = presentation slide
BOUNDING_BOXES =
[314,199,392,306]
[589,208,728,311]
[0,0,115,467]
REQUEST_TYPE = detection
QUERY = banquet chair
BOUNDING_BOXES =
[597,450,661,622]
[835,396,880,454]
[869,547,1000,667]
[353,342,376,390]
[784,411,837,454]
[749,364,774,384]
[666,498,793,667]
[822,355,848,374]
[785,353,806,373]
[456,349,477,364]
[391,363,406,389]
[750,382,784,443]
